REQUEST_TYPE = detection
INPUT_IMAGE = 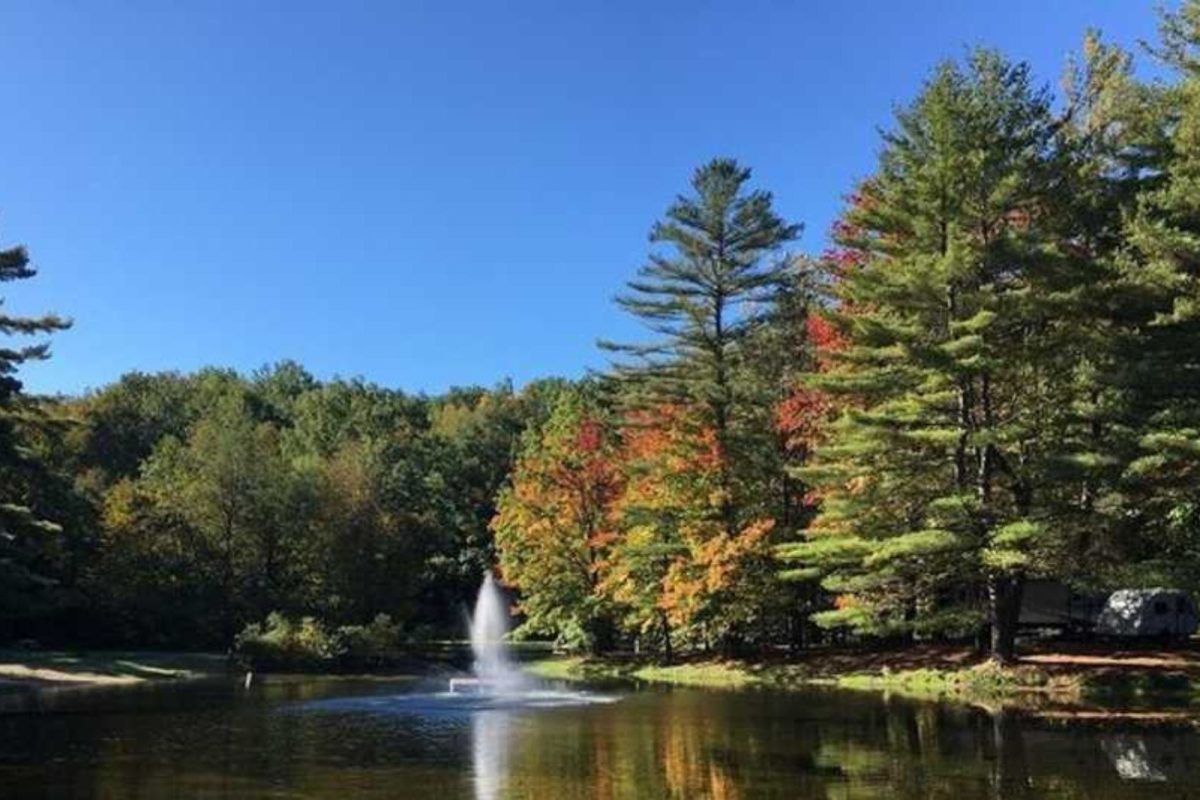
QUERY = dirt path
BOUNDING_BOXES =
[784,641,1200,676]
[1018,643,1200,674]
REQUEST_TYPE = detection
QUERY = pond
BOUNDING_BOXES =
[1,675,1199,798]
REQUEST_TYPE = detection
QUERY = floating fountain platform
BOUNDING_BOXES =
[448,678,500,694]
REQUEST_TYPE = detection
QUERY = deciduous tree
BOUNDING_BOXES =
[492,387,622,651]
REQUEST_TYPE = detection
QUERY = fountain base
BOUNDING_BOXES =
[449,678,500,694]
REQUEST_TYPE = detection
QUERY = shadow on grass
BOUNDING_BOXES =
[0,651,229,684]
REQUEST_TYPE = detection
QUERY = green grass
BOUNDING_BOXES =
[524,654,1184,707]
[527,656,805,689]
[832,663,1050,702]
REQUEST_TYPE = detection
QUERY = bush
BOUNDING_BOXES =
[235,612,344,670]
[235,612,405,671]
[338,614,402,668]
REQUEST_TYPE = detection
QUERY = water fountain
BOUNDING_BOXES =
[296,572,616,716]
[449,572,527,695]
[293,573,618,798]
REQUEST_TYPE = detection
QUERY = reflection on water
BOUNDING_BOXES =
[1102,734,1169,782]
[473,710,510,800]
[3,676,1200,798]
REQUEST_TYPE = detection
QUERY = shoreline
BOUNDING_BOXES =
[525,642,1200,711]
[8,642,1200,720]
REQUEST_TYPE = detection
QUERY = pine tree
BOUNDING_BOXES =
[601,158,801,651]
[781,52,1124,661]
[602,158,801,534]
[749,258,824,531]
[1116,1,1200,589]
[0,236,70,638]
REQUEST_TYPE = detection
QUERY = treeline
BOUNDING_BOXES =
[4,4,1200,663]
[1,358,565,648]
[493,5,1200,662]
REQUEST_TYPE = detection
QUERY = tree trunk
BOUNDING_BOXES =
[789,605,805,654]
[588,614,615,655]
[988,574,1023,664]
[221,511,236,646]
[659,611,673,664]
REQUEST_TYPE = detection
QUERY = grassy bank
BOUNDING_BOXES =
[0,650,230,687]
[528,656,786,688]
[527,643,1200,707]
[525,654,1029,699]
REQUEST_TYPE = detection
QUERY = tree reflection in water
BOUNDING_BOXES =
[5,678,1200,798]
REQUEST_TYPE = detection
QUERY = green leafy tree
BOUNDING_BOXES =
[312,436,430,626]
[73,371,196,483]
[420,381,549,623]
[142,393,294,643]
[87,478,219,646]
[251,360,319,426]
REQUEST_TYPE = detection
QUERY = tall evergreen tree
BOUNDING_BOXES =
[1116,1,1200,590]
[602,158,800,535]
[0,236,70,639]
[781,52,1123,660]
[601,158,801,650]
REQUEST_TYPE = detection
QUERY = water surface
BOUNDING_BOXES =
[2,675,1198,798]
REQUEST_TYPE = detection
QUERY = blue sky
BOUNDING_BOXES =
[1,1,1165,396]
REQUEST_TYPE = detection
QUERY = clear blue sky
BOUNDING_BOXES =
[1,1,1165,396]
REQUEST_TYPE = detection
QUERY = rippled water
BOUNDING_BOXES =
[2,675,1199,798]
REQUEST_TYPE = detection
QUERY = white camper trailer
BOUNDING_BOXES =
[1095,589,1198,640]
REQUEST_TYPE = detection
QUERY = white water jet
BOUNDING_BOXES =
[440,573,615,708]
[456,572,526,694]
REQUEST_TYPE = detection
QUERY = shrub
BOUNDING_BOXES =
[338,614,402,667]
[235,612,345,671]
[235,612,406,671]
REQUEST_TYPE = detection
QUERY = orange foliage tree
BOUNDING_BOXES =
[602,405,777,657]
[491,387,623,651]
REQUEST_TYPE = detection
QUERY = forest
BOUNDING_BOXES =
[3,3,1200,665]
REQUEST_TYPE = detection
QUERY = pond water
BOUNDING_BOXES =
[2,675,1199,798]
